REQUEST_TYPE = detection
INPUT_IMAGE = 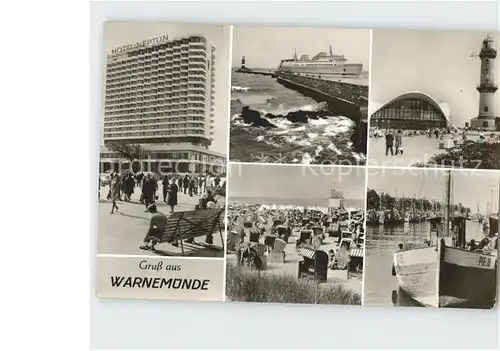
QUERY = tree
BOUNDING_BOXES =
[366,189,379,210]
[107,142,144,162]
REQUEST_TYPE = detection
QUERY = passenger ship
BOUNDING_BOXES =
[277,45,363,77]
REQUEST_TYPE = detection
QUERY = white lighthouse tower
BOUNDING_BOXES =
[471,34,499,131]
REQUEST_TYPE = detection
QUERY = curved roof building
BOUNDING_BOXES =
[370,91,451,130]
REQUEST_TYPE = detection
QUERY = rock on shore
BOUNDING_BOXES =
[241,106,277,128]
[241,105,333,127]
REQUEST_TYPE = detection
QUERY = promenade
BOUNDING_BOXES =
[97,183,225,257]
[368,135,448,168]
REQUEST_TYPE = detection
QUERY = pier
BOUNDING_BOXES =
[276,72,368,154]
[234,67,276,77]
[234,61,369,154]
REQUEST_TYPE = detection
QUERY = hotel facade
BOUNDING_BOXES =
[100,34,226,175]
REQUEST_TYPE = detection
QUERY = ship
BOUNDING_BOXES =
[276,45,363,77]
[392,170,498,308]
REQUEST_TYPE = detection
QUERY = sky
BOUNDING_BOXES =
[369,29,500,127]
[229,164,366,200]
[367,168,500,212]
[231,26,371,70]
[101,22,231,154]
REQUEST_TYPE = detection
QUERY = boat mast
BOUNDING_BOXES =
[498,174,500,220]
[444,170,452,237]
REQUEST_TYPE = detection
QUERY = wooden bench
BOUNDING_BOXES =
[159,209,225,256]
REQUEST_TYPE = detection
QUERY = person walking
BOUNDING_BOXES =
[198,175,204,194]
[166,178,179,213]
[142,174,155,211]
[385,130,394,156]
[183,175,189,194]
[189,176,196,197]
[136,171,144,188]
[162,175,170,203]
[395,130,403,155]
[124,173,135,202]
[109,173,121,214]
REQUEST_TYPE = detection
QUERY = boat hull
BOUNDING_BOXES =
[439,246,497,308]
[489,215,498,236]
[394,241,497,308]
[393,246,439,307]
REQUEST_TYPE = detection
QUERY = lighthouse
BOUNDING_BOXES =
[241,56,246,69]
[471,34,499,131]
[328,188,344,212]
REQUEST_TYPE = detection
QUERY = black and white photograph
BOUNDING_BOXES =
[368,30,500,169]
[229,26,370,165]
[97,22,230,259]
[363,167,498,308]
[225,163,365,305]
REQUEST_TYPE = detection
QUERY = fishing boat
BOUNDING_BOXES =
[392,170,498,308]
[489,215,498,236]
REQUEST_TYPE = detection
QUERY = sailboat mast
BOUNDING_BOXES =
[490,189,494,216]
[498,174,500,219]
[444,170,452,237]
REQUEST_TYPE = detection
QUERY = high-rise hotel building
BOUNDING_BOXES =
[100,35,226,174]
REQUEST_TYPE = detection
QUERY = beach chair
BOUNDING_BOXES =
[347,248,364,279]
[312,235,323,250]
[296,230,313,248]
[226,230,238,252]
[268,237,287,263]
[159,209,225,256]
[297,247,328,283]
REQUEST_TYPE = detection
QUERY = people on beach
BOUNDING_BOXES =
[228,204,365,271]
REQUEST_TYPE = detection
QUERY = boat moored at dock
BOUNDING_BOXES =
[392,171,498,308]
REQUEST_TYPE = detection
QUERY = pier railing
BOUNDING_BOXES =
[276,73,368,124]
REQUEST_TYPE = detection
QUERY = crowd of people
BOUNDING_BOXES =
[100,170,225,215]
[227,205,365,269]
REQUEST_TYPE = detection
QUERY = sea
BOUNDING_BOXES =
[230,69,369,164]
[230,196,365,209]
[363,221,490,307]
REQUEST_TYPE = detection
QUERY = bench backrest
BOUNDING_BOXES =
[161,209,224,243]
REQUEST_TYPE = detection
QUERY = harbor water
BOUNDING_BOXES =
[363,220,489,307]
[230,69,368,164]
